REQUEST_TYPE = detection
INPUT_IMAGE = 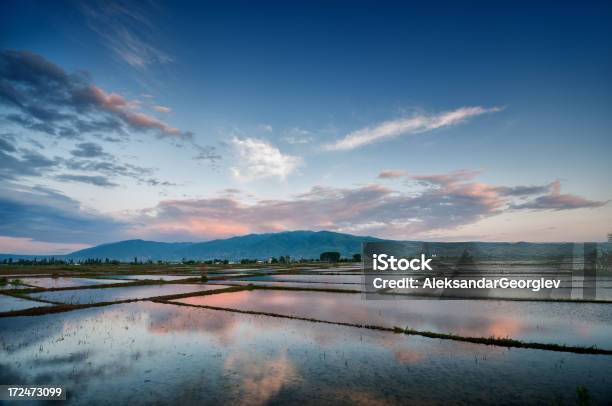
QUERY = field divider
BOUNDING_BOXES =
[157,296,612,356]
[0,285,247,318]
[0,278,209,296]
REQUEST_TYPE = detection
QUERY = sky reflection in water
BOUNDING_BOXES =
[1,301,611,404]
[26,284,228,304]
[173,290,612,348]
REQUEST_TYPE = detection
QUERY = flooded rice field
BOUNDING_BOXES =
[1,301,611,404]
[0,294,51,312]
[237,274,362,284]
[18,277,132,289]
[99,274,196,281]
[208,279,360,291]
[0,270,611,405]
[0,282,29,291]
[26,284,229,304]
[172,289,612,349]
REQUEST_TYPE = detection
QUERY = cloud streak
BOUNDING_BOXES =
[378,170,406,179]
[510,181,608,211]
[55,174,119,188]
[325,106,502,151]
[80,0,173,68]
[0,50,188,139]
[130,172,606,241]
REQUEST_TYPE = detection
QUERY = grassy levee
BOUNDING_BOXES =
[0,285,250,318]
[158,288,612,356]
[2,277,210,295]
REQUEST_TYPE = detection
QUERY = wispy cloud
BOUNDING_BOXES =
[80,0,173,69]
[87,86,181,135]
[153,105,172,113]
[282,127,313,144]
[0,183,125,244]
[325,106,502,151]
[378,170,406,179]
[230,137,301,180]
[0,50,187,139]
[129,172,606,241]
[55,174,118,188]
[0,147,60,181]
[258,124,273,132]
[510,181,608,211]
[70,142,112,159]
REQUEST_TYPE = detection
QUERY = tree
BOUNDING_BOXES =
[320,251,340,263]
[352,253,361,262]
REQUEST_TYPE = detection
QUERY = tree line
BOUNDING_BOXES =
[1,252,362,265]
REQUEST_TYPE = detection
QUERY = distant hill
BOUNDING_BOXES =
[66,230,385,261]
[68,240,195,261]
[0,231,609,262]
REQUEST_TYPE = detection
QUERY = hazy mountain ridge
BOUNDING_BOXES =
[0,231,609,261]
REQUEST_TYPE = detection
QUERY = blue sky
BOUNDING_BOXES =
[1,0,611,253]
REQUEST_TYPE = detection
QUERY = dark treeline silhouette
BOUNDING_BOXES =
[1,252,362,266]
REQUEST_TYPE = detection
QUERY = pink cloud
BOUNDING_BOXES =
[128,173,605,241]
[153,105,172,113]
[377,170,406,179]
[89,86,180,135]
[0,236,89,255]
[510,180,608,211]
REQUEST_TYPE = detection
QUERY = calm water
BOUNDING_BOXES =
[19,277,132,289]
[300,267,361,273]
[27,284,229,304]
[208,280,360,291]
[0,294,51,312]
[0,301,611,405]
[238,274,361,284]
[102,275,196,281]
[173,289,612,348]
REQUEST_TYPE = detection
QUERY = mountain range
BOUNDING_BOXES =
[0,231,383,261]
[68,230,380,261]
[0,230,609,261]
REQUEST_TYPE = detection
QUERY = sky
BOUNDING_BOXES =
[0,0,611,254]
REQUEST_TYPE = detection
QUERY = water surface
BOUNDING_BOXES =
[238,274,361,284]
[208,279,360,291]
[0,294,51,312]
[100,274,195,281]
[27,284,229,304]
[20,277,132,289]
[173,289,612,348]
[0,301,611,404]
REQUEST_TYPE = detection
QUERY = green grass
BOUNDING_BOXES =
[576,386,591,406]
